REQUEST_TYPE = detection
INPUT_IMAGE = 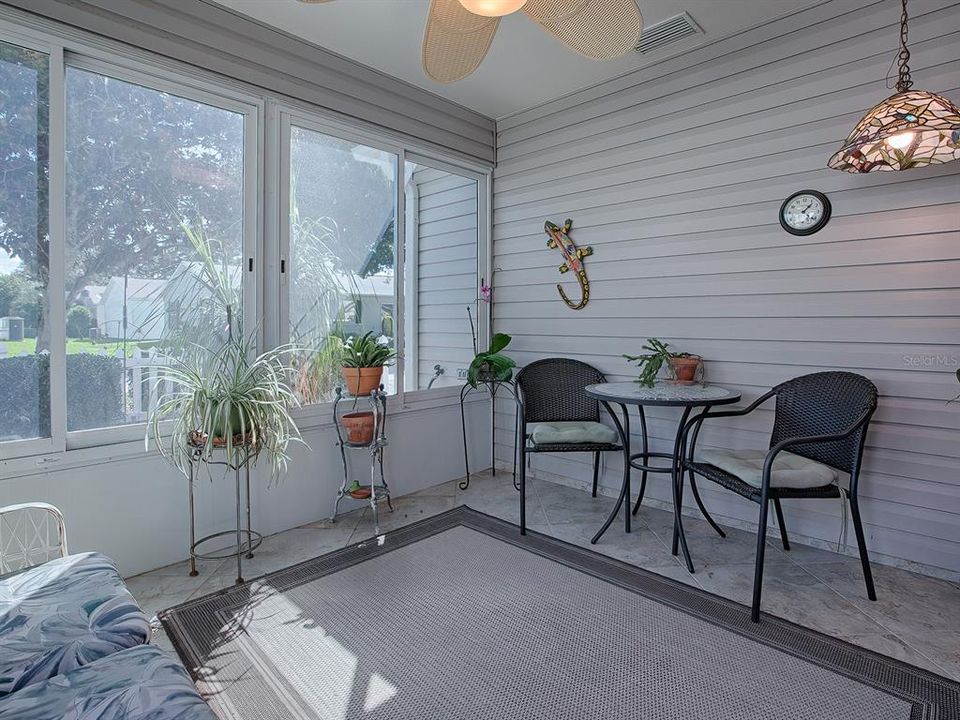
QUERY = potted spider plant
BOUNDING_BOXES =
[340,331,397,397]
[146,336,303,479]
[624,338,703,388]
[467,332,516,387]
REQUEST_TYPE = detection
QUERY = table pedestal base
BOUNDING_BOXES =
[590,405,726,574]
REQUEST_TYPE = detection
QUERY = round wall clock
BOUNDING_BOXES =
[779,190,831,236]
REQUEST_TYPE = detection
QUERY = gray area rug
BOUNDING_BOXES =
[161,507,959,719]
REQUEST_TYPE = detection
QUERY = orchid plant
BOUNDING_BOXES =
[464,269,515,387]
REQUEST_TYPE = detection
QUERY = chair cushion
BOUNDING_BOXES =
[0,552,151,697]
[530,421,619,446]
[698,449,838,489]
[0,644,216,720]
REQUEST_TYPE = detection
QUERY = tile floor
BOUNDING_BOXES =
[128,470,960,681]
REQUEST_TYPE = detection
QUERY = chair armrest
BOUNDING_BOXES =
[680,390,776,460]
[768,406,874,456]
[759,407,874,492]
[695,390,776,423]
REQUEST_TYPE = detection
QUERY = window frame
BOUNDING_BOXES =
[403,152,489,399]
[61,56,262,451]
[273,106,492,422]
[275,106,406,419]
[0,9,492,462]
[0,33,61,460]
[0,21,263,456]
[399,155,491,409]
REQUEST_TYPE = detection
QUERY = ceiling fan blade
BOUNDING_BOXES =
[422,0,500,83]
[522,0,642,59]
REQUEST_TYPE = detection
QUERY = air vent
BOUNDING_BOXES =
[635,12,702,54]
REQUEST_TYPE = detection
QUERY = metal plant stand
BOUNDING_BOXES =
[331,386,393,533]
[188,441,263,585]
[459,378,518,491]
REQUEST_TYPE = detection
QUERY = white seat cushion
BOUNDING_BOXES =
[698,448,838,489]
[529,421,619,446]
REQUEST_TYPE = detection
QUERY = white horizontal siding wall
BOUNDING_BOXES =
[412,166,479,389]
[492,0,960,577]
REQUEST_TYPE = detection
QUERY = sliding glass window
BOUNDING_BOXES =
[0,40,50,445]
[284,121,398,405]
[403,159,479,391]
[63,66,247,431]
[0,18,488,461]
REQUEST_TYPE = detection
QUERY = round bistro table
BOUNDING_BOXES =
[584,381,741,572]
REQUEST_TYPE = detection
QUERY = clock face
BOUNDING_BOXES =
[779,190,831,235]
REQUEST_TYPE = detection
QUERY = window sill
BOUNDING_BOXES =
[289,384,484,432]
[0,386,491,480]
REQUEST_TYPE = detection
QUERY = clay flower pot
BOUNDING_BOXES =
[668,356,702,384]
[341,411,375,445]
[349,485,372,500]
[189,430,253,449]
[341,366,384,396]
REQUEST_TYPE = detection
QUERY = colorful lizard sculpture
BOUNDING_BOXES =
[544,218,592,310]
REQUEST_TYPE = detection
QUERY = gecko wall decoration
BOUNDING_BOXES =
[544,218,592,310]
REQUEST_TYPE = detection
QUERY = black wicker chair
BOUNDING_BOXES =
[515,358,624,534]
[679,371,879,622]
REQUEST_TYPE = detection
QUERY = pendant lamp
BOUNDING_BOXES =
[828,0,960,172]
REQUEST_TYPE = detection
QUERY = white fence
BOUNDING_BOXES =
[121,347,173,424]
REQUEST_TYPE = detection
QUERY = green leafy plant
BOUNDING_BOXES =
[179,216,241,337]
[340,331,396,368]
[137,211,243,357]
[624,338,697,388]
[292,332,345,405]
[66,305,92,339]
[467,332,516,388]
[146,335,303,480]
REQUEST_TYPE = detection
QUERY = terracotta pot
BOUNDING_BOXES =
[341,411,375,445]
[189,430,253,449]
[668,356,701,384]
[341,366,384,396]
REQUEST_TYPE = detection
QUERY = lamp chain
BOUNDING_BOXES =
[896,0,913,92]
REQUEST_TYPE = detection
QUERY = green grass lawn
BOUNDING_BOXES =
[0,337,153,356]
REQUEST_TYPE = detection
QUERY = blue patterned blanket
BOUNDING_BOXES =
[0,644,216,719]
[0,552,150,696]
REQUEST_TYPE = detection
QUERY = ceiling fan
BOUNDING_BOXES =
[296,0,643,83]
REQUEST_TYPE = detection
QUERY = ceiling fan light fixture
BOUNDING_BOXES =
[427,0,642,83]
[458,0,527,16]
[523,0,642,60]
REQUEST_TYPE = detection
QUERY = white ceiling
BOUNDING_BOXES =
[213,0,806,119]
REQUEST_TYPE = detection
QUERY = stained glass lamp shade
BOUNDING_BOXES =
[828,0,960,173]
[827,90,960,173]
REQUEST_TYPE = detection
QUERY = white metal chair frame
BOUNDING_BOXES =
[0,502,69,576]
